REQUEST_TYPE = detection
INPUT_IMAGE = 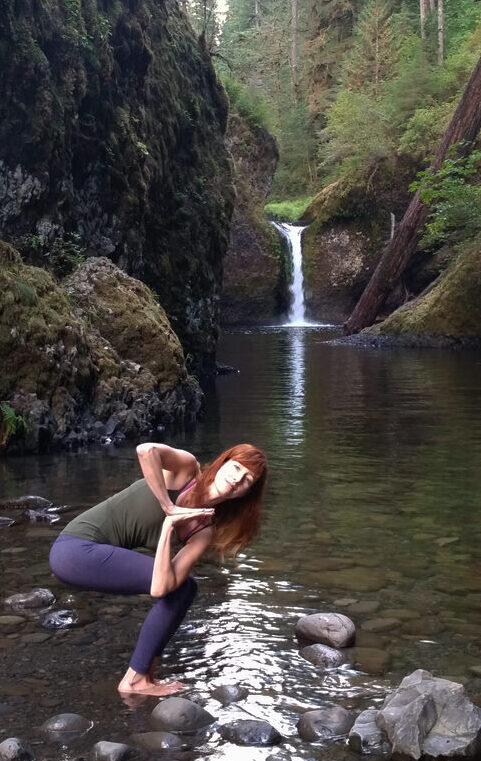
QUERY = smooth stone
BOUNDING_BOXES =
[0,737,35,761]
[130,732,184,752]
[379,608,419,620]
[0,496,52,510]
[297,706,356,741]
[319,567,386,592]
[295,613,355,647]
[361,617,400,632]
[150,697,215,731]
[347,647,391,674]
[378,669,481,759]
[219,720,282,746]
[212,684,249,705]
[402,616,443,636]
[41,713,93,742]
[42,610,79,629]
[21,633,51,644]
[5,589,55,610]
[299,643,346,669]
[0,616,26,626]
[348,708,388,752]
[92,741,132,761]
[347,600,380,614]
[333,598,358,607]
[0,738,35,761]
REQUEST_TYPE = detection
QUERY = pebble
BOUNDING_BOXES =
[212,685,249,705]
[299,643,346,669]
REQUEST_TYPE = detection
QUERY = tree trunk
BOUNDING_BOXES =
[428,0,435,11]
[344,53,481,335]
[437,0,444,65]
[290,0,298,103]
[420,0,427,40]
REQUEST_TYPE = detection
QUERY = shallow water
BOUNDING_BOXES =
[2,326,481,759]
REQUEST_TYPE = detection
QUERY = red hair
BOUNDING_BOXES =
[182,444,267,557]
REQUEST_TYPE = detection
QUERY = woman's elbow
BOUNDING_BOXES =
[150,582,174,598]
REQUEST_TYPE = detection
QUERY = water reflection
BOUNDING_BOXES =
[284,329,306,451]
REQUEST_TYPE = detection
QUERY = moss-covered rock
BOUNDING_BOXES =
[0,0,234,373]
[369,238,481,346]
[0,242,201,453]
[221,114,288,324]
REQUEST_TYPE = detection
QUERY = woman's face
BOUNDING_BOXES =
[213,459,255,500]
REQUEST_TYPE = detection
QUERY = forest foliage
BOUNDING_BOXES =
[187,0,481,209]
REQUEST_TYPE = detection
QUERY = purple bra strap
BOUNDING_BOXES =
[178,479,195,496]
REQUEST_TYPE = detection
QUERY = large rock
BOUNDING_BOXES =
[221,112,287,324]
[348,709,388,753]
[5,589,55,610]
[377,669,481,759]
[0,244,202,452]
[150,697,215,732]
[0,738,35,761]
[219,720,282,746]
[299,643,346,669]
[40,713,93,743]
[295,612,355,647]
[0,1,234,372]
[297,706,356,741]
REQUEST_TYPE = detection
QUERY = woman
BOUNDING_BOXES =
[49,442,267,696]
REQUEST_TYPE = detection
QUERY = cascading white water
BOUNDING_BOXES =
[272,222,309,325]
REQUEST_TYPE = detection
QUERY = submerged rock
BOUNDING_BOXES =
[92,741,133,761]
[295,612,355,647]
[0,496,52,511]
[5,589,55,610]
[299,643,346,669]
[41,713,93,743]
[219,719,282,746]
[150,697,215,732]
[212,684,249,705]
[0,738,35,761]
[377,669,481,759]
[297,706,356,741]
[130,732,184,752]
[41,609,79,629]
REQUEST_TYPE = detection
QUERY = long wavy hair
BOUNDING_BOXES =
[182,443,267,557]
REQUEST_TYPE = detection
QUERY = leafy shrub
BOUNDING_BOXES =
[220,75,273,131]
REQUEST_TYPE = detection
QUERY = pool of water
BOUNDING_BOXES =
[1,326,481,759]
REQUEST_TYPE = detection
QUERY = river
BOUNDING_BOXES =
[1,326,481,759]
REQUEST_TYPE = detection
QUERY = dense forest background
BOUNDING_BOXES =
[186,0,481,217]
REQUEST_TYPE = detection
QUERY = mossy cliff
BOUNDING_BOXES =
[220,114,289,324]
[300,158,418,322]
[367,238,481,347]
[0,242,201,453]
[0,0,234,372]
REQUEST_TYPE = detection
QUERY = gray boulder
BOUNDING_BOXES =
[5,589,55,610]
[348,709,388,752]
[219,720,282,746]
[40,713,93,743]
[297,706,356,741]
[212,684,249,705]
[295,613,355,647]
[0,738,35,761]
[299,643,346,669]
[130,732,184,752]
[92,742,132,761]
[378,669,481,760]
[150,697,215,732]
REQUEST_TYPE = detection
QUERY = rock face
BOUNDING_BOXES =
[295,612,356,647]
[221,113,288,324]
[0,0,234,372]
[0,243,202,452]
[369,238,481,347]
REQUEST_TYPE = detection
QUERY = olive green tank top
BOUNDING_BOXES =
[61,479,181,552]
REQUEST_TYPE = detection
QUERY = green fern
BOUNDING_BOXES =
[0,402,27,448]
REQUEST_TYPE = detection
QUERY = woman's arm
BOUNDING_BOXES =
[136,443,200,515]
[150,509,214,597]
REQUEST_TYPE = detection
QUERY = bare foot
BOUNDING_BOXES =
[118,667,184,696]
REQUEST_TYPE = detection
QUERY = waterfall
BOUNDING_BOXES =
[272,222,309,325]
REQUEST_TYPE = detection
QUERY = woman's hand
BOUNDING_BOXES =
[164,507,214,528]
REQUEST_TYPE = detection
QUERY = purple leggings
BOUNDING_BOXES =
[49,534,197,674]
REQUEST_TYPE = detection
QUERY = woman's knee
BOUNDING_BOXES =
[181,575,198,603]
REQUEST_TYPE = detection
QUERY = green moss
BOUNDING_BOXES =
[264,197,315,222]
[378,236,481,338]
